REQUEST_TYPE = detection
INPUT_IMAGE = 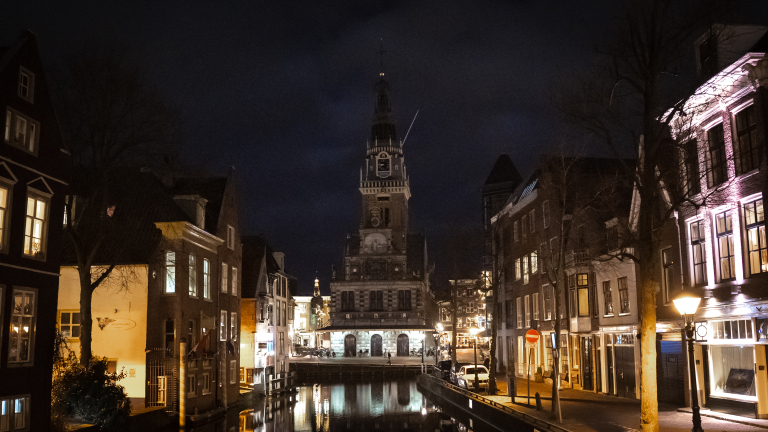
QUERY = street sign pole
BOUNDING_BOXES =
[524,329,540,407]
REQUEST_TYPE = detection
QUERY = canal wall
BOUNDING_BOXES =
[296,362,430,381]
[417,375,570,432]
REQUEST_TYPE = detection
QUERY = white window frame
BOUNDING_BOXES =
[229,360,237,384]
[18,66,34,103]
[516,297,522,329]
[8,289,36,365]
[203,259,210,299]
[201,373,211,394]
[515,258,521,280]
[230,312,237,342]
[227,225,235,250]
[231,266,238,297]
[524,295,531,327]
[165,252,176,294]
[219,310,227,341]
[221,262,228,293]
[189,254,197,297]
[23,193,48,258]
[187,374,196,398]
[0,395,29,431]
[58,310,81,340]
[523,255,529,285]
[530,251,538,274]
[532,292,539,321]
[4,108,39,155]
[0,182,10,254]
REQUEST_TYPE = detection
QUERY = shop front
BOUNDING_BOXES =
[696,318,768,419]
[595,328,640,399]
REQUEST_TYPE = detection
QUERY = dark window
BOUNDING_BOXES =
[398,290,412,310]
[690,220,707,285]
[684,140,701,196]
[618,277,630,314]
[699,34,718,79]
[745,199,767,275]
[603,281,613,316]
[735,106,759,175]
[715,210,735,281]
[341,291,355,311]
[662,248,675,303]
[165,320,175,358]
[707,124,727,187]
[370,290,383,310]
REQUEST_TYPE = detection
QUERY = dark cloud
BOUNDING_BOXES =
[3,0,767,294]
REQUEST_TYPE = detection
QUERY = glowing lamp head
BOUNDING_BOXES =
[469,327,480,336]
[436,323,443,331]
[672,290,702,317]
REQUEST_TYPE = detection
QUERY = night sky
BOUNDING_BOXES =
[4,1,767,295]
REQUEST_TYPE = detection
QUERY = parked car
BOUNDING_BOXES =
[449,362,469,385]
[455,365,490,391]
[434,360,452,381]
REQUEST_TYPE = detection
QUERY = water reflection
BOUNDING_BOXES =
[236,379,478,432]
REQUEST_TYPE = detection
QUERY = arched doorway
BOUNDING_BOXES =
[397,334,409,356]
[371,334,383,357]
[344,334,357,357]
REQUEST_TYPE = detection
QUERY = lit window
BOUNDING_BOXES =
[203,259,210,299]
[23,195,47,257]
[189,255,197,297]
[735,106,759,175]
[532,292,539,321]
[516,297,522,329]
[524,295,530,327]
[0,398,8,431]
[603,281,613,316]
[690,220,707,285]
[543,285,552,321]
[8,289,35,364]
[618,277,630,314]
[715,210,735,281]
[707,124,727,187]
[221,262,228,293]
[165,252,175,293]
[531,251,538,274]
[18,67,34,102]
[523,255,529,285]
[230,312,237,342]
[577,273,589,317]
[231,266,238,297]
[0,184,8,252]
[3,108,39,154]
[219,310,227,341]
[515,258,521,280]
[59,311,81,339]
[745,199,767,275]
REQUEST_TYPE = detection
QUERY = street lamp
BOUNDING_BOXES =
[673,290,703,432]
[470,327,481,391]
[431,330,440,367]
[436,323,444,365]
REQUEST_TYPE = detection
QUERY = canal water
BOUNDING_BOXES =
[166,378,498,432]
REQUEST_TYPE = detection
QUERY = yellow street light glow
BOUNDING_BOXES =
[436,323,443,331]
[673,290,702,316]
[469,327,480,336]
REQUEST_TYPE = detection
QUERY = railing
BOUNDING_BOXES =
[421,375,570,432]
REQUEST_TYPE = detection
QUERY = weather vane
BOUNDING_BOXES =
[378,37,386,76]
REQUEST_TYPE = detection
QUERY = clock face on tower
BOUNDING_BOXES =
[364,233,388,253]
[377,152,390,178]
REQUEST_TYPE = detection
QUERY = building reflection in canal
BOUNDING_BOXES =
[237,379,474,432]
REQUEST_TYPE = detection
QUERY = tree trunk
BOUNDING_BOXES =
[551,298,562,423]
[488,286,498,394]
[79,266,94,365]
[639,276,658,431]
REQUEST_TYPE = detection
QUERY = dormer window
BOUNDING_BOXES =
[18,67,35,103]
[4,108,39,154]
[699,33,718,79]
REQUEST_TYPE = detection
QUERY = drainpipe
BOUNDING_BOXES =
[180,341,186,427]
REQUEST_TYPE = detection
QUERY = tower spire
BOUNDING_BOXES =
[377,38,386,77]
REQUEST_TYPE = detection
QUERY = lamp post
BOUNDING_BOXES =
[470,327,480,391]
[436,324,443,366]
[673,290,704,432]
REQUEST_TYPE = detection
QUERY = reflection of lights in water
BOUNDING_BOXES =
[421,407,427,415]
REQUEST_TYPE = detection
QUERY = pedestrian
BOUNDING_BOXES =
[484,356,490,369]
[387,351,392,365]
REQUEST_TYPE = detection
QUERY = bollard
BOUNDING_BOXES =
[535,392,542,411]
[507,375,516,404]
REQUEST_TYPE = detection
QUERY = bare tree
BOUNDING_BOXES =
[553,1,739,429]
[56,43,181,365]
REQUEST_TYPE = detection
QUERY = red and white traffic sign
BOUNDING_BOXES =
[525,329,540,345]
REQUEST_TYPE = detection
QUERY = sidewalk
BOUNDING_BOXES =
[481,377,768,431]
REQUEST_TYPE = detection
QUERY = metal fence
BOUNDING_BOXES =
[146,348,178,413]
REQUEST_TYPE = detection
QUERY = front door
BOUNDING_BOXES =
[581,337,594,391]
[615,346,636,399]
[371,334,383,357]
[344,334,356,357]
[607,346,614,395]
[657,340,685,405]
[397,334,409,356]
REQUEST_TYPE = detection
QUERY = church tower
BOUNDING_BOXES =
[325,69,431,359]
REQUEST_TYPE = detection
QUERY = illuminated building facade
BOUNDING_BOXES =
[325,71,433,357]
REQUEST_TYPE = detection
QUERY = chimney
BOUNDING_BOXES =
[173,195,207,230]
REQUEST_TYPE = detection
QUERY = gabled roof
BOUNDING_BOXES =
[173,177,228,235]
[241,235,282,298]
[483,154,523,187]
